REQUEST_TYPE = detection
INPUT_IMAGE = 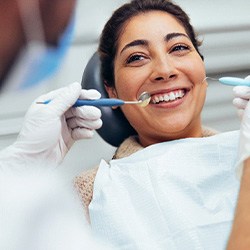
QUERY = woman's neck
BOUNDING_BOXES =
[138,124,203,147]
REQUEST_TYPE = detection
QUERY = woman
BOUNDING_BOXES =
[75,0,245,249]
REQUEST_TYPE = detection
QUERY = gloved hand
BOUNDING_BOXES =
[232,76,250,178]
[232,76,250,119]
[0,82,102,171]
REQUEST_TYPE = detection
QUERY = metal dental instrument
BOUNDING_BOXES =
[37,91,151,108]
[205,76,250,87]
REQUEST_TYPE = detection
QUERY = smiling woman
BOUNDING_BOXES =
[75,0,245,249]
[107,10,207,146]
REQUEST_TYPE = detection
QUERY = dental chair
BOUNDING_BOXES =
[81,52,136,147]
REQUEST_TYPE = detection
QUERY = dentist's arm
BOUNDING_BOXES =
[227,158,250,250]
[227,76,250,249]
[0,82,102,171]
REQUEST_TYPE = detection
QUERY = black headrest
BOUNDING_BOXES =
[81,52,136,147]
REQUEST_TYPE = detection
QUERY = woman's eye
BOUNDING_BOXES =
[126,54,145,64]
[171,44,190,53]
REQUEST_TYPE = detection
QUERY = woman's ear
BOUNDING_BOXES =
[104,85,119,109]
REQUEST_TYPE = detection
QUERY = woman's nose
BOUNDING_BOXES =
[149,56,178,82]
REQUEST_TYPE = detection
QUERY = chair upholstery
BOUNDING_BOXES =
[81,52,136,147]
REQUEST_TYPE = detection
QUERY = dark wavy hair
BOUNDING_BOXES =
[98,0,204,88]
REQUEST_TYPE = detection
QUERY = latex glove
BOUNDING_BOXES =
[234,76,250,179]
[232,75,250,119]
[0,82,102,171]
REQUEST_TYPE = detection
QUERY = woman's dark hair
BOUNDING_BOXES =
[98,0,204,88]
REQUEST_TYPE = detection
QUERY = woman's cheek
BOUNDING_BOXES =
[116,72,145,99]
[184,65,205,85]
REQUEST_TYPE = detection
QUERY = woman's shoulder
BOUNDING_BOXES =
[74,136,142,209]
[202,126,218,137]
[74,167,99,210]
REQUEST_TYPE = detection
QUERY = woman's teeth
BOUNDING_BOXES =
[152,90,185,104]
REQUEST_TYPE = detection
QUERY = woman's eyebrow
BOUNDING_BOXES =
[120,32,189,55]
[120,39,148,55]
[165,32,189,42]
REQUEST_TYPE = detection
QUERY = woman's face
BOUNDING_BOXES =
[106,10,207,147]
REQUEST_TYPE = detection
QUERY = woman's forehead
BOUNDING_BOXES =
[116,10,187,50]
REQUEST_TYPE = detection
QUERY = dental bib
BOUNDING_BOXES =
[90,131,240,250]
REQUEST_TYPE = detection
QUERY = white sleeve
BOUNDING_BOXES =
[0,169,111,250]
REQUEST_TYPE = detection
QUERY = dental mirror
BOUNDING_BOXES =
[38,91,151,108]
[136,92,151,107]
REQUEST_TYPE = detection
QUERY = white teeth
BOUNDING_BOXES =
[164,94,170,102]
[179,91,184,98]
[154,96,159,103]
[169,92,175,101]
[152,90,185,104]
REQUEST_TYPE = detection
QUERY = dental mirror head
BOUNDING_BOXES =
[137,92,151,107]
[123,91,151,107]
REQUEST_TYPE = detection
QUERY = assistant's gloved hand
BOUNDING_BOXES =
[233,76,250,178]
[0,82,102,171]
[232,76,250,119]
